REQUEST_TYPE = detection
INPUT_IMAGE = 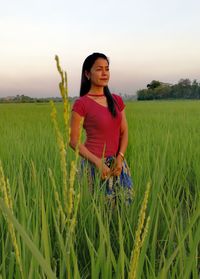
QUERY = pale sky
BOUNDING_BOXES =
[0,0,200,97]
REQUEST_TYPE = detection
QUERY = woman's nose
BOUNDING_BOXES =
[102,69,108,76]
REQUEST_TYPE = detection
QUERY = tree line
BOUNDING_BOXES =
[137,79,200,100]
[0,95,76,103]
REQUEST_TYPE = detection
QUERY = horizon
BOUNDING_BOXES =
[1,77,199,100]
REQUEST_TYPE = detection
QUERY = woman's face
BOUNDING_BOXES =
[86,58,110,87]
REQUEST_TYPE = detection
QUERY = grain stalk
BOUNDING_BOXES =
[50,100,68,214]
[0,161,24,279]
[129,182,151,279]
[51,55,82,278]
[55,55,71,143]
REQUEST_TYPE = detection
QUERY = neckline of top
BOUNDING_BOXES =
[85,95,108,108]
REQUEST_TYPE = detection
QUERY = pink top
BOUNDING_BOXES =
[72,94,125,158]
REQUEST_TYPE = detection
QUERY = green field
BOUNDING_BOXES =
[0,100,200,278]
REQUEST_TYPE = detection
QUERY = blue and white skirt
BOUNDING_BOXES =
[80,156,133,203]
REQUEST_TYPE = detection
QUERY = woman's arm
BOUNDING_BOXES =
[112,110,128,176]
[69,111,110,179]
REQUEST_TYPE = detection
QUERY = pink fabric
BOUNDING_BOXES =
[72,94,125,158]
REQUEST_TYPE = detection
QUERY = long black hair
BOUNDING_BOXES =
[80,52,117,117]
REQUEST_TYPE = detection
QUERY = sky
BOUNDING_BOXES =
[1,0,200,98]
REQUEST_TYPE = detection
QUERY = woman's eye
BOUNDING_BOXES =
[95,68,109,72]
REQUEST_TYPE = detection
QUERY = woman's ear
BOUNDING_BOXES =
[84,70,90,80]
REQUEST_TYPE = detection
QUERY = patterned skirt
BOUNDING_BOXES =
[80,156,133,203]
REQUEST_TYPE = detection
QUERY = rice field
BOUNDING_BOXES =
[0,99,200,279]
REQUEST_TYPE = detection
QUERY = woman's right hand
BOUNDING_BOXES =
[95,158,111,180]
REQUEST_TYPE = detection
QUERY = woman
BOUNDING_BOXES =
[70,52,133,200]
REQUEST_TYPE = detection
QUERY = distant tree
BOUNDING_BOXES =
[153,84,171,99]
[176,79,192,98]
[191,79,200,99]
[137,78,200,100]
[137,89,154,100]
[147,80,161,90]
[137,89,147,100]
[178,78,191,87]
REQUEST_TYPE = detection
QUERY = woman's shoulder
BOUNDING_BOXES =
[112,93,125,111]
[112,93,124,103]
[72,95,88,117]
[73,95,89,106]
[112,93,121,98]
[74,95,88,102]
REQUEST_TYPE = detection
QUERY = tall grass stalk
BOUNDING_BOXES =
[0,162,24,279]
[129,182,151,279]
[55,55,71,144]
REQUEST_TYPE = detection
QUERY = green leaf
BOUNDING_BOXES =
[0,198,56,279]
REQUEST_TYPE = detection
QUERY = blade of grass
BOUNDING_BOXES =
[0,198,56,279]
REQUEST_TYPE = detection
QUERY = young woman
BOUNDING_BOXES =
[70,52,133,199]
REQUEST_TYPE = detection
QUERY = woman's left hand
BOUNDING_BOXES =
[112,155,123,176]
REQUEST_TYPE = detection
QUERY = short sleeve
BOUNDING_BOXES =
[72,98,86,117]
[112,94,125,111]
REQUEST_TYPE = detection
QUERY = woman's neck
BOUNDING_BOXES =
[88,85,104,95]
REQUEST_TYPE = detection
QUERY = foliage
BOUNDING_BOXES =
[137,79,200,100]
[0,95,78,103]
